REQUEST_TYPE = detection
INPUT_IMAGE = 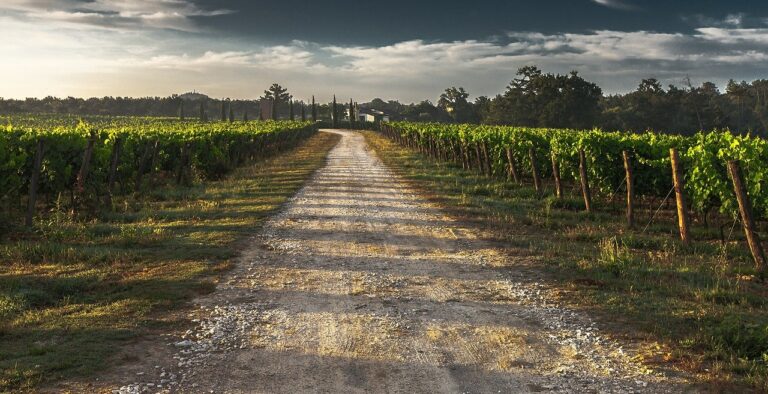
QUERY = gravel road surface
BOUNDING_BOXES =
[115,130,695,393]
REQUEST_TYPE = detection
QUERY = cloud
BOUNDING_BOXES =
[695,27,768,44]
[0,0,233,31]
[591,0,638,11]
[2,5,768,102]
[137,44,329,72]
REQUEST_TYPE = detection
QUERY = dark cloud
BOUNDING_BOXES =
[0,0,233,31]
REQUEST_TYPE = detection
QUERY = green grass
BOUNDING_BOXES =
[364,131,768,392]
[0,132,340,391]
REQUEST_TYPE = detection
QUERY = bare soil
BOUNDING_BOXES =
[109,130,700,393]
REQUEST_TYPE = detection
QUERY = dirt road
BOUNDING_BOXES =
[117,130,694,393]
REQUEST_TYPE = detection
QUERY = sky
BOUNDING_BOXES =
[1,0,768,103]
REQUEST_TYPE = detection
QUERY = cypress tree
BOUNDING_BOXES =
[199,101,207,122]
[332,95,338,128]
[349,98,354,128]
[311,96,317,122]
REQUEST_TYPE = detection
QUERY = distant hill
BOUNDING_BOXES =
[179,92,210,101]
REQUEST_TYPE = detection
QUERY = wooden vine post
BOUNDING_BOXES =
[25,138,44,227]
[506,147,521,184]
[474,144,483,173]
[551,153,563,199]
[461,143,469,170]
[669,148,691,244]
[135,140,159,193]
[104,138,123,208]
[176,142,191,185]
[481,142,492,176]
[529,147,542,194]
[727,160,766,271]
[74,131,98,212]
[622,151,635,228]
[578,149,592,212]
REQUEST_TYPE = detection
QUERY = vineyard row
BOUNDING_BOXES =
[380,122,768,270]
[0,119,317,225]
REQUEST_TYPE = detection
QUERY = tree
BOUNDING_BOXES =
[229,104,234,122]
[289,100,294,121]
[178,100,184,121]
[402,100,448,122]
[220,101,226,121]
[311,96,317,122]
[261,83,291,120]
[332,95,338,128]
[474,96,492,123]
[243,109,248,121]
[496,66,544,126]
[438,87,473,123]
[488,67,601,128]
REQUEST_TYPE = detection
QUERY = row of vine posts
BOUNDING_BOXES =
[379,124,767,271]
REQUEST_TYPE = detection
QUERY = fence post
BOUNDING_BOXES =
[25,138,45,227]
[623,151,635,228]
[551,153,563,199]
[669,148,691,244]
[727,160,766,271]
[529,148,542,194]
[579,149,593,212]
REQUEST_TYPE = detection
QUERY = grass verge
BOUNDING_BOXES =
[364,131,767,392]
[0,132,340,391]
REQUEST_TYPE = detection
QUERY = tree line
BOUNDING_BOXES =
[0,84,331,123]
[2,69,767,134]
[364,67,768,135]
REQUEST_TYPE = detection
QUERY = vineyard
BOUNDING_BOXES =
[3,115,768,391]
[0,115,333,391]
[381,122,768,269]
[0,116,317,225]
